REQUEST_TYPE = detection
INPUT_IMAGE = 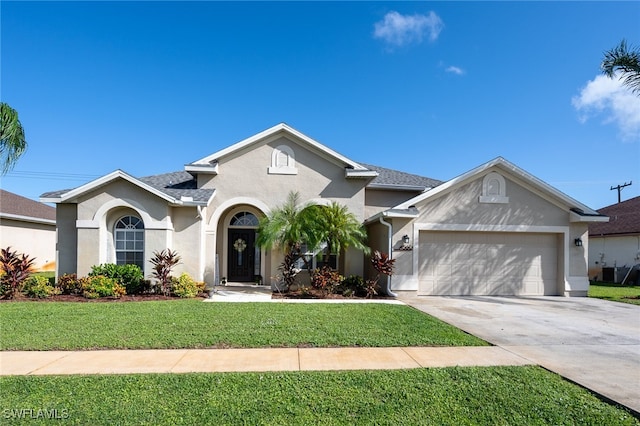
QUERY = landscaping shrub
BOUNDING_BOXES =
[81,275,126,299]
[150,249,181,296]
[89,264,144,294]
[311,266,343,297]
[23,275,61,299]
[340,275,366,297]
[57,273,82,295]
[0,247,35,299]
[171,273,205,298]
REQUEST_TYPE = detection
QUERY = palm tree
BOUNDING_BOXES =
[0,102,27,174]
[256,191,312,255]
[601,39,640,95]
[256,192,370,290]
[307,201,370,267]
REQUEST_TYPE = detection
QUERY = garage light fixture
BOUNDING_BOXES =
[399,234,413,251]
[574,238,583,247]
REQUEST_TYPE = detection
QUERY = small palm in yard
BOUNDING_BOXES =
[150,249,181,296]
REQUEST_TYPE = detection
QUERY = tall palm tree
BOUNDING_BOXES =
[601,39,640,95]
[0,102,27,174]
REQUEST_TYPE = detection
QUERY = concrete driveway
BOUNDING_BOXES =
[398,294,640,414]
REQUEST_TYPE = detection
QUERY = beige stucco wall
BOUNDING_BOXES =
[415,176,568,227]
[204,135,369,286]
[170,206,203,279]
[56,203,78,278]
[387,170,589,296]
[0,218,56,271]
[364,189,420,218]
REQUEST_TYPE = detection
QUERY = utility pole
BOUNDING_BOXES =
[610,181,632,203]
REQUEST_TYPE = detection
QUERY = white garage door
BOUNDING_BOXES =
[418,231,559,296]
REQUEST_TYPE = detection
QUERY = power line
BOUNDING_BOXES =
[3,170,102,181]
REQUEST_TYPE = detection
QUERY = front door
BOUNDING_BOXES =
[228,229,256,282]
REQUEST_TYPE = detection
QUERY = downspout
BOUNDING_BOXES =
[379,216,398,297]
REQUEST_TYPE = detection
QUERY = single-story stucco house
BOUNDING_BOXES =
[588,196,640,283]
[0,189,56,271]
[41,123,608,296]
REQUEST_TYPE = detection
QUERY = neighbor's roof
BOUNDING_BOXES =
[0,189,56,224]
[589,196,640,236]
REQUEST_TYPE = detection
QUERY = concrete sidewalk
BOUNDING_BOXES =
[0,346,530,376]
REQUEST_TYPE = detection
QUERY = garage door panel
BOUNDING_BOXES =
[418,231,559,296]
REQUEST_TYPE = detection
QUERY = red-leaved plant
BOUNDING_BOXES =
[150,249,181,296]
[0,247,36,299]
[366,250,395,298]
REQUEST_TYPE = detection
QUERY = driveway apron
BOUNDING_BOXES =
[398,294,640,414]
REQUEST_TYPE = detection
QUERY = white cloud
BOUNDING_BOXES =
[572,74,640,142]
[373,11,444,47]
[445,65,465,75]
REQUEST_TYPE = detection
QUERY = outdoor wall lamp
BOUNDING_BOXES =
[398,234,413,251]
[574,238,583,247]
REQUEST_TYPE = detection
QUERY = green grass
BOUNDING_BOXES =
[1,367,636,425]
[0,301,486,350]
[589,282,640,305]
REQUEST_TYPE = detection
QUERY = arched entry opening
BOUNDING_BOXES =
[227,211,261,282]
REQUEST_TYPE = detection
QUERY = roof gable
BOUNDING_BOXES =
[392,157,605,222]
[185,123,377,178]
[41,170,214,206]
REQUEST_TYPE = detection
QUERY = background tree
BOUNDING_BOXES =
[0,102,27,174]
[602,39,640,95]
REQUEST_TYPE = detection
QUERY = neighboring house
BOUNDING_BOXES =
[588,196,640,282]
[0,189,57,271]
[41,123,607,296]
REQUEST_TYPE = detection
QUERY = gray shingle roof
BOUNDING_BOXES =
[41,171,214,204]
[139,171,215,203]
[1,189,56,221]
[360,163,443,190]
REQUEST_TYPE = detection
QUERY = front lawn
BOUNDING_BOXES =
[589,282,640,305]
[0,301,486,350]
[1,367,637,425]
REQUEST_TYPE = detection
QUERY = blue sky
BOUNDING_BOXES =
[1,1,639,210]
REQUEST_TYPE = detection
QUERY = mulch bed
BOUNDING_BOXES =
[271,287,393,300]
[0,294,206,303]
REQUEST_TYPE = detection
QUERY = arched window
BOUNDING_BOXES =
[230,212,259,227]
[114,216,144,269]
